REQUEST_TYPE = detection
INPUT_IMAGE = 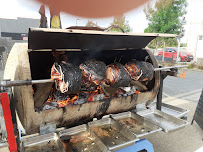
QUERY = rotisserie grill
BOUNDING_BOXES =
[4,28,179,135]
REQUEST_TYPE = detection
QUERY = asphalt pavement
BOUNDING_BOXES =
[163,69,203,100]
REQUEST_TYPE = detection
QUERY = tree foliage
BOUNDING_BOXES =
[144,0,187,48]
[86,20,97,27]
[110,16,132,33]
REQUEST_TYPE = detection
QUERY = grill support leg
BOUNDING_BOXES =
[157,71,163,110]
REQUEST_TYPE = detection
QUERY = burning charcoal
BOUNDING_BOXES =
[42,102,58,110]
[125,60,154,81]
[119,86,137,96]
[51,62,81,94]
[53,90,70,101]
[92,94,105,101]
[79,60,106,88]
[105,63,131,88]
[74,92,89,105]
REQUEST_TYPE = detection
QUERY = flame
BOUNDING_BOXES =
[57,95,78,107]
[45,86,104,108]
[178,71,186,78]
[45,81,141,108]
[32,88,35,95]
[134,90,141,94]
[87,86,103,102]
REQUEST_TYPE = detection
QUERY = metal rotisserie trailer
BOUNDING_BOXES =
[1,28,189,151]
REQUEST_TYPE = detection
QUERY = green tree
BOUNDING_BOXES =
[110,16,132,33]
[144,0,187,48]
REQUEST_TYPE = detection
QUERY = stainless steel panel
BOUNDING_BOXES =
[88,118,138,151]
[21,133,63,152]
[59,124,109,152]
[148,102,189,118]
[111,111,162,137]
[137,109,188,132]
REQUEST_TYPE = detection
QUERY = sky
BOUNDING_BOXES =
[0,0,151,33]
[0,0,199,37]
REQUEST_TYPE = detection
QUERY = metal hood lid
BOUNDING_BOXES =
[28,28,176,51]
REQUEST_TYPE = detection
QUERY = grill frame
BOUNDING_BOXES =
[4,44,160,135]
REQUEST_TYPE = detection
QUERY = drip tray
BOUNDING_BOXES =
[111,112,162,137]
[137,109,189,133]
[21,133,63,152]
[88,118,138,151]
[58,124,108,152]
[148,102,189,118]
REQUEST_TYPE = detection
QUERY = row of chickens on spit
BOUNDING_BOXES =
[51,59,154,95]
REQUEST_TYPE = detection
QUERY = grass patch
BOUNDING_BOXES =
[187,63,203,70]
[158,61,176,67]
[197,65,203,70]
[187,63,195,69]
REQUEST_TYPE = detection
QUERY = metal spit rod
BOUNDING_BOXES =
[0,65,187,87]
[154,65,188,71]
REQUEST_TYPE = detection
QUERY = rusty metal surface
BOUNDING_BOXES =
[5,43,160,135]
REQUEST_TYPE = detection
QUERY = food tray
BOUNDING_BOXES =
[137,109,188,132]
[88,118,138,151]
[58,124,109,152]
[111,112,162,137]
[21,133,63,152]
[148,102,189,118]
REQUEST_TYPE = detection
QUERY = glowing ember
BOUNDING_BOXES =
[134,90,141,94]
[87,86,104,102]
[44,85,141,109]
[57,95,79,107]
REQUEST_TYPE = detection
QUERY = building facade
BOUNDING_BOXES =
[0,17,40,51]
[185,0,203,63]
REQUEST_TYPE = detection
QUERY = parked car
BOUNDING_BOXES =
[157,47,194,62]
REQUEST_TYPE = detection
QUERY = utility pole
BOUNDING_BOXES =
[176,38,181,62]
[76,19,79,26]
[162,41,166,62]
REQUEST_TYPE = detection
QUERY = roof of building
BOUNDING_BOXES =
[0,17,40,33]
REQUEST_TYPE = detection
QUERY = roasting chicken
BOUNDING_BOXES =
[79,60,106,89]
[105,63,131,88]
[51,62,81,94]
[125,60,154,81]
